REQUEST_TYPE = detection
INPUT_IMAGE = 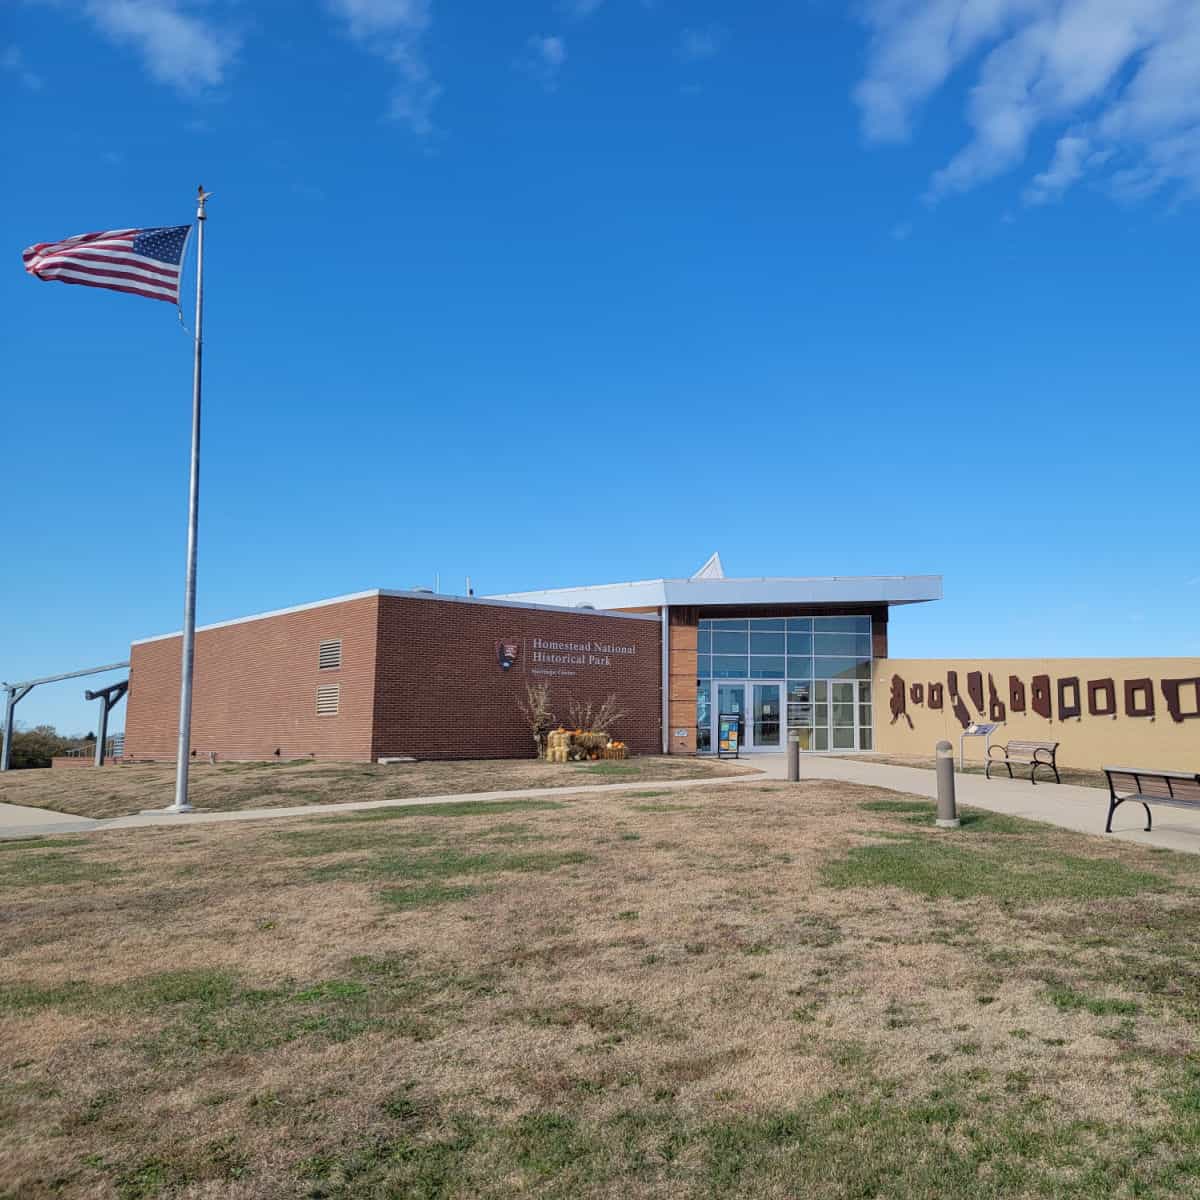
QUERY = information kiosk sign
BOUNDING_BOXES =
[717,713,741,759]
[960,722,999,769]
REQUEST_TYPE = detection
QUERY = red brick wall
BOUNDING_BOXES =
[123,592,662,763]
[371,596,662,760]
[124,594,380,761]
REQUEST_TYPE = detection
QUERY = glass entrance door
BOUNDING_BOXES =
[716,683,745,751]
[830,681,857,750]
[752,684,781,748]
[711,682,783,751]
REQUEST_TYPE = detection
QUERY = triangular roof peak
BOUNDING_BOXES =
[691,552,725,580]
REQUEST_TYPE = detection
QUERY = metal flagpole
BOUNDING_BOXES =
[166,186,210,814]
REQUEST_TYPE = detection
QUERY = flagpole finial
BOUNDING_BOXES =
[196,185,212,219]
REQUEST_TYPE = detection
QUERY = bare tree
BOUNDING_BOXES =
[567,693,628,736]
[517,682,556,758]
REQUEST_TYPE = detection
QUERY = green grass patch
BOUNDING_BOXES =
[1044,984,1141,1017]
[0,849,122,888]
[859,799,1047,835]
[278,827,441,856]
[0,959,485,1065]
[274,1089,1200,1199]
[379,882,484,910]
[822,835,1169,903]
[575,762,641,776]
[477,822,548,844]
[307,846,591,884]
[115,1156,185,1199]
[0,837,81,851]
[316,798,566,824]
[0,979,98,1011]
[0,969,239,1016]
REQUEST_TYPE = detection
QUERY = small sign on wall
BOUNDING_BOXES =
[674,728,688,738]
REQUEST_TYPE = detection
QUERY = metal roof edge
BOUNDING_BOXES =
[375,590,658,620]
[130,587,659,646]
[130,590,386,646]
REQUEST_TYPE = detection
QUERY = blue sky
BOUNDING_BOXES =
[3,0,1198,736]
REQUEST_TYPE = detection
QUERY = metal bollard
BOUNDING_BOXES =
[787,732,800,782]
[935,740,960,827]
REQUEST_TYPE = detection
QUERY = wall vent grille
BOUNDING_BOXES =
[318,639,342,670]
[316,684,340,716]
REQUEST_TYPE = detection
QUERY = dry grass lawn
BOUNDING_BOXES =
[0,756,753,820]
[3,778,1200,1198]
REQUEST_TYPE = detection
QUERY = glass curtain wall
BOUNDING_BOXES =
[696,616,873,751]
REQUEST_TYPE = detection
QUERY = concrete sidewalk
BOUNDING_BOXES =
[0,769,770,840]
[3,754,1195,855]
[0,800,102,837]
[789,754,1200,854]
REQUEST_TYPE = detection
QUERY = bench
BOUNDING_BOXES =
[1104,767,1200,833]
[985,739,1060,784]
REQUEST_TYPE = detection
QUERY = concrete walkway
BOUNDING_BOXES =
[3,755,1196,854]
[0,770,770,840]
[788,754,1200,854]
[0,799,101,836]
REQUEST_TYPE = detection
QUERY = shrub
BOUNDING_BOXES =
[4,725,90,770]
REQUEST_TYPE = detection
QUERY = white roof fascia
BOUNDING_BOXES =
[489,575,942,609]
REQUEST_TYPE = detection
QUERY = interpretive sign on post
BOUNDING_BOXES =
[960,722,999,769]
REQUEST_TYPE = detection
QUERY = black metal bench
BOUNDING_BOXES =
[1104,767,1200,833]
[985,739,1060,784]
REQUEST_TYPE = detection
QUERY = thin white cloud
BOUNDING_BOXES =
[1024,133,1112,204]
[521,34,567,90]
[853,0,1200,206]
[328,0,439,135]
[677,26,721,62]
[1024,132,1089,205]
[2,46,44,90]
[82,0,237,91]
[534,35,566,68]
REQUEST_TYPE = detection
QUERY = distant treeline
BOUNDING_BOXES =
[4,725,94,770]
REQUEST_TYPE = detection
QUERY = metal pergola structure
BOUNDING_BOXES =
[1,662,130,772]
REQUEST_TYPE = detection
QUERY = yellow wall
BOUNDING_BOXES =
[873,658,1200,772]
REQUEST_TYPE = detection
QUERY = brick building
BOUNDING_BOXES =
[124,591,662,762]
[123,555,942,762]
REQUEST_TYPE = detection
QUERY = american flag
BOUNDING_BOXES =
[22,225,191,305]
